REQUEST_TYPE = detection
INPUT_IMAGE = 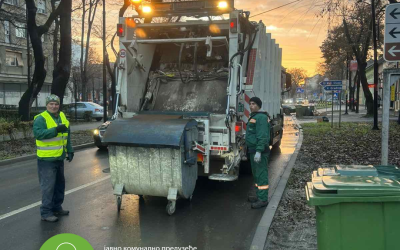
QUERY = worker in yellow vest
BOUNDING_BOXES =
[33,94,74,222]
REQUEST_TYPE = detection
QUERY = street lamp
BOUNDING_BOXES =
[372,0,379,130]
[103,0,107,122]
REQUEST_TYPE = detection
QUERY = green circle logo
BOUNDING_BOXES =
[40,233,93,250]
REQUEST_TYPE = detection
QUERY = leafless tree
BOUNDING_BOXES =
[18,0,72,121]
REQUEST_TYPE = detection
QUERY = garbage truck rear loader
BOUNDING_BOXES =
[103,0,284,215]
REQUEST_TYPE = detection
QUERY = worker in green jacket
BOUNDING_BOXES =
[33,94,74,222]
[246,97,270,209]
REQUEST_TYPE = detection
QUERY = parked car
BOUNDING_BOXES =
[69,102,104,121]
[284,98,294,104]
[93,121,111,150]
[346,99,358,106]
[282,104,296,115]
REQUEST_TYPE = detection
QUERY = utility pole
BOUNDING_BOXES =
[345,57,349,115]
[103,0,107,122]
[356,72,360,113]
[372,0,379,130]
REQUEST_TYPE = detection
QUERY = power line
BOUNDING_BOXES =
[250,0,302,18]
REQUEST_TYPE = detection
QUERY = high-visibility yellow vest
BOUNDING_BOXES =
[34,111,70,158]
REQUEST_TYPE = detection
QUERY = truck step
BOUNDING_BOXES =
[208,174,238,182]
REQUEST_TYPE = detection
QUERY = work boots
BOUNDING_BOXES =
[41,215,58,222]
[251,200,269,209]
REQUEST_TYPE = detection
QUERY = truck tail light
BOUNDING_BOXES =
[197,153,204,162]
[235,122,243,132]
[117,24,125,37]
[230,18,237,33]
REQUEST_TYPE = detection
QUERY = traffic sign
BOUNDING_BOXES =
[324,85,343,91]
[333,92,339,99]
[384,4,400,61]
[119,49,126,58]
[319,80,342,86]
[296,87,304,93]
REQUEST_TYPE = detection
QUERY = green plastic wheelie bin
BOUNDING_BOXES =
[306,165,400,250]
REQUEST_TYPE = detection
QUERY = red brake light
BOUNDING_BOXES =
[235,122,243,132]
[117,24,125,37]
[235,125,240,132]
[95,109,100,112]
[230,18,237,33]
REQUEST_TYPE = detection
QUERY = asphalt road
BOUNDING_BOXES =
[0,116,298,250]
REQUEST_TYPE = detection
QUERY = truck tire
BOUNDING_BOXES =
[272,131,283,150]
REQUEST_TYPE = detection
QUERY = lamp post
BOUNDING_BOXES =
[372,0,379,130]
[103,0,107,122]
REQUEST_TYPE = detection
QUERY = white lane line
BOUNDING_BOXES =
[0,175,111,221]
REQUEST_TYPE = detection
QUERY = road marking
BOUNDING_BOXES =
[0,175,111,221]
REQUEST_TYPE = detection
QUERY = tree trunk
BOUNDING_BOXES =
[51,0,59,69]
[19,0,47,121]
[358,63,374,115]
[51,0,72,106]
[105,52,116,112]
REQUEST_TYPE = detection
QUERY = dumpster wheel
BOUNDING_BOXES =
[166,200,176,216]
[116,196,122,213]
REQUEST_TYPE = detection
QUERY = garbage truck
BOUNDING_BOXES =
[102,0,284,215]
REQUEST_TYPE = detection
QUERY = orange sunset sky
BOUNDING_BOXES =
[90,0,327,77]
[241,0,327,76]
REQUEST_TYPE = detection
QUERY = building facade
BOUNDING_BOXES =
[363,57,399,110]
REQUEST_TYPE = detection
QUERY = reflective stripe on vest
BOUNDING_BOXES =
[35,111,70,158]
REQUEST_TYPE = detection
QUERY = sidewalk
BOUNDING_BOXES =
[0,121,103,142]
[299,106,399,124]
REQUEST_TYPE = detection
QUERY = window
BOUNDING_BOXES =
[4,21,10,43]
[4,0,18,5]
[15,22,26,38]
[6,51,24,67]
[37,0,46,14]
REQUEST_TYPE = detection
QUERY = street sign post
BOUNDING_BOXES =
[324,86,343,91]
[319,80,342,86]
[384,4,400,61]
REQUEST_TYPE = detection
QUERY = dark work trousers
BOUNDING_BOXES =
[37,160,65,218]
[249,152,269,202]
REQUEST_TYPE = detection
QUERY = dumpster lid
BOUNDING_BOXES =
[317,165,378,177]
[313,176,400,196]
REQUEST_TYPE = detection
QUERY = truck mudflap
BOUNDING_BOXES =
[103,114,199,215]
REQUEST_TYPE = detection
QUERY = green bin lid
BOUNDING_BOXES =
[316,165,378,177]
[306,175,400,206]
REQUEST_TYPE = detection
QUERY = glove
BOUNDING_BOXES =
[56,124,68,133]
[66,152,74,162]
[254,152,261,163]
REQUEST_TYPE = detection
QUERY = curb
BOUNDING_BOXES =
[249,118,304,250]
[0,143,95,167]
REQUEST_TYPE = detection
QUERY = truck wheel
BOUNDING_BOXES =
[272,132,283,149]
[96,118,102,121]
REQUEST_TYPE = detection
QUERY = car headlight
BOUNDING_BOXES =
[94,129,99,135]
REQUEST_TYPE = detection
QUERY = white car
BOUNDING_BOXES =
[69,102,104,121]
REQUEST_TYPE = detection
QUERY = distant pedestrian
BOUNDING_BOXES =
[33,94,74,222]
[245,97,270,209]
